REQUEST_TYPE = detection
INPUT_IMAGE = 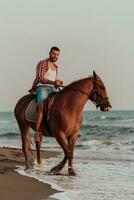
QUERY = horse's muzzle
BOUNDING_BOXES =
[100,105,112,112]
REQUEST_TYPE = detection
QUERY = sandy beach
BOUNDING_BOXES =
[0,147,59,200]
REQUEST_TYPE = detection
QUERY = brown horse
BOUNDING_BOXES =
[14,71,111,175]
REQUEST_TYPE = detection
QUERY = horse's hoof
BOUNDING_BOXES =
[50,167,61,175]
[68,168,77,176]
[25,165,32,171]
[35,162,43,170]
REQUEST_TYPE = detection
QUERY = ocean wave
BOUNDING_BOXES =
[0,120,10,124]
[0,132,20,138]
[77,139,134,148]
[78,139,113,147]
[88,114,134,122]
[81,125,134,136]
[100,116,124,121]
[16,153,134,200]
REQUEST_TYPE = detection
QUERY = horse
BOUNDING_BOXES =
[14,71,111,175]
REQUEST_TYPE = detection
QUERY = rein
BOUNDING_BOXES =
[60,85,90,98]
[61,77,108,108]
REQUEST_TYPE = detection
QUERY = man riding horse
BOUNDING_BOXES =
[15,49,112,174]
[28,46,63,142]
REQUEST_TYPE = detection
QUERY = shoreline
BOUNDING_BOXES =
[0,147,60,200]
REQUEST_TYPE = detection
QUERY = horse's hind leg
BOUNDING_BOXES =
[35,133,42,165]
[20,126,32,170]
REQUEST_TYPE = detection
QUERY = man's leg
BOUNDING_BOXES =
[35,86,46,142]
[35,85,52,141]
[34,101,44,142]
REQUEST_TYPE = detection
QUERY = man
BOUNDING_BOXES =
[29,47,63,141]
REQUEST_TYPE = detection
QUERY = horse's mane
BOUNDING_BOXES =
[62,76,93,91]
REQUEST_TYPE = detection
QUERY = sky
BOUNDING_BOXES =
[0,0,134,111]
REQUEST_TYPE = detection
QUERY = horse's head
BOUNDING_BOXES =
[89,71,112,111]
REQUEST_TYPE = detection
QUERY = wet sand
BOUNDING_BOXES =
[0,147,59,200]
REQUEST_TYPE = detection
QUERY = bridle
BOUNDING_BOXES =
[61,76,109,109]
[89,77,109,108]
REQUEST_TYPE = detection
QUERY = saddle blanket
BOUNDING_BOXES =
[25,99,37,122]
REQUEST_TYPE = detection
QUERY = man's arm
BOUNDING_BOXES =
[37,61,60,86]
[36,61,48,84]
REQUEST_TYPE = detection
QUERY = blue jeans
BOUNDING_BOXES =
[36,85,57,103]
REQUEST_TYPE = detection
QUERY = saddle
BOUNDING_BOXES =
[43,92,57,121]
[25,92,57,123]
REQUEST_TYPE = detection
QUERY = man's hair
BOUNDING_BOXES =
[50,46,60,53]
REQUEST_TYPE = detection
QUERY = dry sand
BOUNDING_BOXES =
[0,147,59,200]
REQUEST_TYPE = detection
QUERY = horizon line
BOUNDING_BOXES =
[0,109,134,113]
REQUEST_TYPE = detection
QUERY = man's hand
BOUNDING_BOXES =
[54,80,63,88]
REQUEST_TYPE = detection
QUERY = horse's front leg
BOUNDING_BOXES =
[50,156,68,174]
[68,132,79,176]
[50,131,70,174]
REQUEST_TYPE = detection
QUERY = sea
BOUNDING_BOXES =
[0,111,134,200]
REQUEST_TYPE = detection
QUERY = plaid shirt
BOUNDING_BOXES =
[29,58,58,93]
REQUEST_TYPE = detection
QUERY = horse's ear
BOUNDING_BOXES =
[93,70,96,79]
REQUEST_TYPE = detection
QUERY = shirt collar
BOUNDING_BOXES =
[46,58,58,68]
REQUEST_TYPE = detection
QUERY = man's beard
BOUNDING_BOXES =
[50,56,57,62]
